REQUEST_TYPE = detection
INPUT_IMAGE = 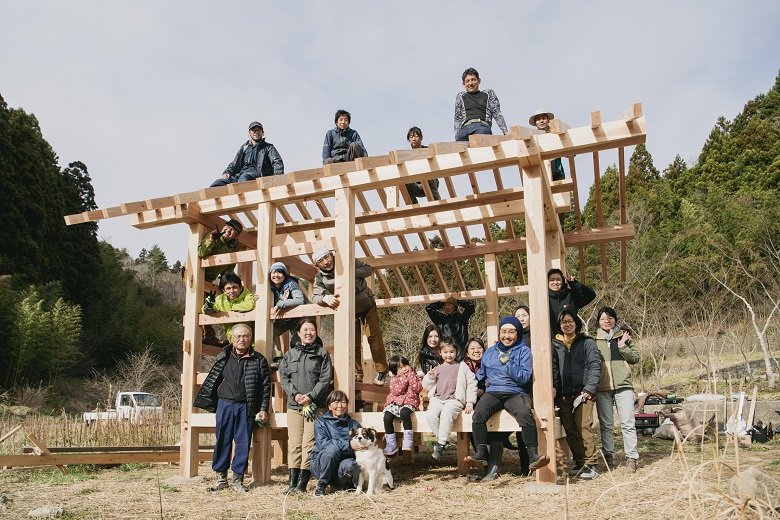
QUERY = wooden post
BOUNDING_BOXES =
[484,254,499,346]
[251,201,275,483]
[180,223,206,477]
[521,159,558,485]
[333,187,356,410]
[362,275,376,385]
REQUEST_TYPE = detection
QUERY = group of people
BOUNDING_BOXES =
[207,67,566,190]
[193,249,641,493]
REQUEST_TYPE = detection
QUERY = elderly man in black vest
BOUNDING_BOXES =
[194,324,271,493]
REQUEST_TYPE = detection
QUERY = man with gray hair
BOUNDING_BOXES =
[311,246,389,386]
[194,324,272,493]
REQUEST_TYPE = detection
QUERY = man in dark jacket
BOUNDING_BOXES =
[547,268,596,336]
[194,324,272,493]
[210,121,284,187]
[322,110,367,164]
[426,296,475,355]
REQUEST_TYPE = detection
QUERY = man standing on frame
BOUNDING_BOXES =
[426,295,475,357]
[454,68,508,142]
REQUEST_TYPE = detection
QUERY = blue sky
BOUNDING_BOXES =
[2,1,778,263]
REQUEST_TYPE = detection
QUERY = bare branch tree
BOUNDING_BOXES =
[704,237,779,388]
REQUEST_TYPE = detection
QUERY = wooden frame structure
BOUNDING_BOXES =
[65,105,646,485]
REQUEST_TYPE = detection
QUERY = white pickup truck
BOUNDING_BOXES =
[83,392,163,424]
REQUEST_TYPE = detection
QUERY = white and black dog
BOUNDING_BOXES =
[349,428,394,496]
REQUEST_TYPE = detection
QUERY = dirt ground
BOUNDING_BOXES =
[2,436,780,520]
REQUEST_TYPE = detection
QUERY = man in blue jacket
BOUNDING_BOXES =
[322,110,367,164]
[210,121,284,187]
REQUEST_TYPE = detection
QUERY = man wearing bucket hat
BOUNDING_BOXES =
[209,121,284,187]
[311,246,389,386]
[529,108,565,181]
[197,218,245,346]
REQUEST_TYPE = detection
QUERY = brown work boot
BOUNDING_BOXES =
[626,458,637,473]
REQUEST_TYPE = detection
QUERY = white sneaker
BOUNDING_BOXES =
[373,372,388,386]
[578,466,598,480]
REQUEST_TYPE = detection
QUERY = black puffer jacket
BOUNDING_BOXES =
[278,335,333,410]
[193,345,271,417]
[548,279,596,335]
[416,345,442,375]
[551,333,601,398]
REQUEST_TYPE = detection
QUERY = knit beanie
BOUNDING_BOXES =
[269,262,288,276]
[312,246,331,265]
[499,316,523,333]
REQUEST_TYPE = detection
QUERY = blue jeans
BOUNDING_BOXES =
[310,444,358,486]
[213,399,254,475]
[209,170,258,187]
[455,122,492,142]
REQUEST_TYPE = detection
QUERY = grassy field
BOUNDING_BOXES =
[1,433,779,520]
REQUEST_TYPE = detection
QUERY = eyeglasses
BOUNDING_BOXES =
[331,400,347,405]
[560,320,576,325]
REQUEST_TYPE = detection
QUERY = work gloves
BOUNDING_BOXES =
[210,225,223,241]
[302,403,317,422]
[203,291,216,313]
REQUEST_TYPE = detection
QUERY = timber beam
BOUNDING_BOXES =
[66,110,645,229]
[199,223,634,271]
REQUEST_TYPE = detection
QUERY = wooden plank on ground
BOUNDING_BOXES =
[26,433,69,475]
[0,425,22,444]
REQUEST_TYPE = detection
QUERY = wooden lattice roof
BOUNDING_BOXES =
[66,104,645,307]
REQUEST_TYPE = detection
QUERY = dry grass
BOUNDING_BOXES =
[1,436,779,520]
[0,400,184,455]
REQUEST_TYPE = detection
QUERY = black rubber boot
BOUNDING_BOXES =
[522,428,549,471]
[516,432,530,476]
[296,469,312,493]
[314,480,328,497]
[206,470,229,492]
[231,472,247,493]
[481,440,504,481]
[282,468,300,495]
[466,444,489,467]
